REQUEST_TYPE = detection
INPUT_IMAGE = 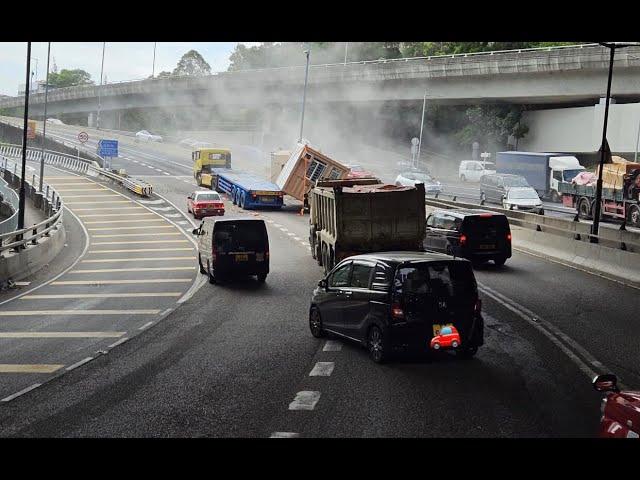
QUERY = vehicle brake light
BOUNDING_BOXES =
[459,234,467,246]
[391,303,404,319]
[507,233,512,242]
[479,213,493,217]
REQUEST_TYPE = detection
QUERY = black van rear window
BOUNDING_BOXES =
[462,215,509,236]
[214,221,267,251]
[394,261,476,298]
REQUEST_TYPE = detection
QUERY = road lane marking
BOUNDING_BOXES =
[289,391,321,411]
[309,362,335,376]
[83,219,168,225]
[55,188,110,192]
[72,207,147,212]
[108,337,129,348]
[138,321,154,330]
[270,432,300,438]
[89,248,193,253]
[164,213,182,218]
[1,383,42,402]
[0,332,125,338]
[52,279,193,285]
[66,357,94,371]
[62,195,125,199]
[323,340,342,351]
[81,257,195,263]
[138,199,165,204]
[70,267,195,273]
[48,182,97,186]
[78,213,157,218]
[0,309,161,316]
[21,293,182,299]
[90,240,188,245]
[0,364,63,373]
[149,206,173,211]
[92,232,183,238]
[88,226,177,232]
[65,201,133,205]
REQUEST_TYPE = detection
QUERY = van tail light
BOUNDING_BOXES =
[474,298,482,313]
[391,303,404,320]
[507,233,512,242]
[459,234,467,246]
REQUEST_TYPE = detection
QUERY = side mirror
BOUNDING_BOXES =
[592,373,619,393]
[318,279,328,289]
[192,228,201,235]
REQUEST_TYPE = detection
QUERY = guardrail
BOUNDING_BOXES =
[88,164,153,197]
[0,143,95,173]
[0,177,19,234]
[0,154,63,256]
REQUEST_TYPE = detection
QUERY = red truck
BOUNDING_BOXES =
[593,373,640,438]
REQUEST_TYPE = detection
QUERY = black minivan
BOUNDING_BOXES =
[193,217,269,283]
[424,209,512,266]
[309,251,484,363]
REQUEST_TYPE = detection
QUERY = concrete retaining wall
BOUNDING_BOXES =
[0,222,66,284]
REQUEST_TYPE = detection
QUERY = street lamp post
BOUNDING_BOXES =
[18,42,32,231]
[417,92,427,168]
[298,49,310,143]
[591,42,640,240]
[152,42,157,78]
[344,42,348,65]
[96,42,106,130]
[39,42,51,192]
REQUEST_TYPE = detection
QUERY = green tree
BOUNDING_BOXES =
[47,69,94,88]
[173,50,211,76]
[455,105,529,151]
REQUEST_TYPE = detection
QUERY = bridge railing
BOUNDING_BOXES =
[0,177,19,234]
[0,143,94,173]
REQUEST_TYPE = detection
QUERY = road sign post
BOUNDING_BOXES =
[98,139,118,171]
[480,152,491,169]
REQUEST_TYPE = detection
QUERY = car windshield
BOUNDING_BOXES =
[502,176,529,187]
[214,221,266,251]
[412,173,435,183]
[508,189,539,200]
[196,193,221,201]
[563,169,584,182]
[394,262,476,299]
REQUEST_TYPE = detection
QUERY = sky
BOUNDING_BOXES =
[0,42,262,96]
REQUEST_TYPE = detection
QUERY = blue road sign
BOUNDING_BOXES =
[98,139,119,157]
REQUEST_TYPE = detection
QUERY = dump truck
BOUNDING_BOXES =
[309,179,426,274]
[204,168,283,210]
[276,143,351,207]
[193,147,232,186]
[559,157,640,227]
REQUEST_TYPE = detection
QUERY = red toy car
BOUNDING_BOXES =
[187,190,225,219]
[430,325,461,350]
[593,373,640,438]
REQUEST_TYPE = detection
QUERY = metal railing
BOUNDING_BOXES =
[0,177,19,234]
[88,164,153,197]
[0,155,63,255]
[0,143,94,173]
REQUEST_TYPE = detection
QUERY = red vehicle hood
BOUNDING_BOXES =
[607,391,640,431]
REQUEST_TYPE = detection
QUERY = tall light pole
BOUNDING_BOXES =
[298,48,310,143]
[18,42,32,231]
[344,42,348,65]
[39,42,51,192]
[96,42,106,130]
[417,91,427,168]
[152,42,157,78]
[591,42,640,240]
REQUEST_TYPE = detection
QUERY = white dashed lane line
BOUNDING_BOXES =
[270,432,300,438]
[289,391,321,411]
[323,340,343,352]
[309,362,334,377]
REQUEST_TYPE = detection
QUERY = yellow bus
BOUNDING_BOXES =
[193,147,231,186]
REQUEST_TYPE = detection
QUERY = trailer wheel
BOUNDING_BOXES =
[578,197,592,220]
[628,205,640,228]
[232,189,237,205]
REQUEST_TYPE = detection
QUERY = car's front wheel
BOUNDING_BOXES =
[257,272,267,283]
[309,308,324,338]
[367,325,388,363]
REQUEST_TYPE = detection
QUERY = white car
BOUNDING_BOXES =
[135,130,163,143]
[459,160,496,182]
[502,186,544,214]
[46,118,64,125]
[395,171,442,194]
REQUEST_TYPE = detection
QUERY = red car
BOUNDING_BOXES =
[430,325,461,350]
[345,164,375,179]
[593,374,640,438]
[187,190,225,219]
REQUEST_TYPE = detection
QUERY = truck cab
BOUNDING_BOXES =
[193,148,231,186]
[548,156,585,202]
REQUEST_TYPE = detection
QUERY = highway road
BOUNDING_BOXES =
[0,123,637,437]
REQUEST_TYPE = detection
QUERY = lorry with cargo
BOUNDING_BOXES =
[495,151,585,202]
[559,157,640,227]
[276,143,352,207]
[308,178,426,274]
[193,147,232,187]
[203,168,284,210]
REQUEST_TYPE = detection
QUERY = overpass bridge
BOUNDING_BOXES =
[2,43,640,125]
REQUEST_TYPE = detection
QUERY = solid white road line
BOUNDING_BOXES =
[138,321,154,330]
[90,240,188,245]
[66,357,94,371]
[1,383,42,402]
[0,332,124,338]
[309,362,335,377]
[138,199,166,205]
[289,391,321,411]
[91,233,183,238]
[323,340,343,352]
[21,293,181,299]
[270,432,300,438]
[0,364,63,373]
[70,267,195,273]
[0,309,161,316]
[81,257,195,263]
[108,337,129,348]
[89,248,193,253]
[52,279,192,285]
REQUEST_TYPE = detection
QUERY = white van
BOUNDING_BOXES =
[459,160,496,182]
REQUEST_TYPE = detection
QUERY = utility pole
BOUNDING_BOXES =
[96,42,106,130]
[39,42,51,192]
[152,42,157,78]
[417,92,427,168]
[18,42,32,231]
[298,49,310,143]
[344,42,348,65]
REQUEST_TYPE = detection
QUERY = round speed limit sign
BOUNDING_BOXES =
[78,131,89,144]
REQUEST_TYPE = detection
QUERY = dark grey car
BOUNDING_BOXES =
[479,173,530,204]
[309,252,484,363]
